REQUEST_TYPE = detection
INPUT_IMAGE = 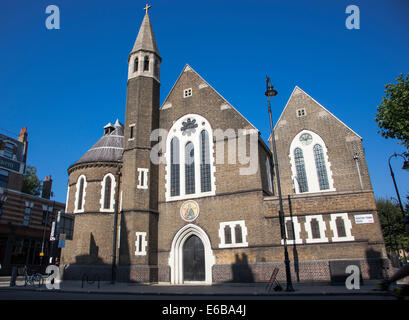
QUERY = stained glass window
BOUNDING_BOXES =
[200,130,211,192]
[313,144,329,190]
[170,137,180,196]
[185,142,195,194]
[103,176,112,209]
[294,148,308,193]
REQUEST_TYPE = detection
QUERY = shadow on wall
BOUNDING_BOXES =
[62,215,132,282]
[366,247,387,280]
[230,253,254,283]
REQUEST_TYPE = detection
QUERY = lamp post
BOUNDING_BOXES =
[388,153,407,219]
[265,76,294,292]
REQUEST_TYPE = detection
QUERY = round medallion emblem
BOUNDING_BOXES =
[299,133,313,146]
[180,200,200,222]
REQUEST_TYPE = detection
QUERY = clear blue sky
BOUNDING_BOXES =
[1,0,408,204]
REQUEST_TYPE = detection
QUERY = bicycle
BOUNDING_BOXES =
[23,265,43,287]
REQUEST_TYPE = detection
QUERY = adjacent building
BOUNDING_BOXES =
[0,128,66,275]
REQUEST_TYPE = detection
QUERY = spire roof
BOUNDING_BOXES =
[131,12,159,56]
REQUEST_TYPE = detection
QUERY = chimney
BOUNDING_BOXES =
[42,175,53,199]
[18,127,28,164]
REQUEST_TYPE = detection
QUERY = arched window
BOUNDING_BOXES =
[103,176,112,209]
[311,218,321,239]
[165,114,215,201]
[234,224,243,244]
[313,144,329,190]
[144,56,149,71]
[336,217,347,238]
[290,130,334,194]
[75,176,86,212]
[200,130,211,192]
[265,157,273,194]
[133,57,138,72]
[185,142,195,194]
[294,148,308,193]
[224,225,232,244]
[170,137,180,196]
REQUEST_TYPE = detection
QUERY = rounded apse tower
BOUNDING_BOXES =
[61,120,123,280]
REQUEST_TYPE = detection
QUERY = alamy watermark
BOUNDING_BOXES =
[45,5,60,30]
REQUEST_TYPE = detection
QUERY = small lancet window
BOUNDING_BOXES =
[103,176,112,209]
[77,178,84,211]
[144,56,149,71]
[134,57,138,72]
[224,225,232,244]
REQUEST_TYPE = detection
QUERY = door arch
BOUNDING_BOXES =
[168,224,215,284]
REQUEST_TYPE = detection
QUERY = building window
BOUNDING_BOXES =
[137,168,149,190]
[185,142,195,195]
[296,108,306,117]
[100,173,116,212]
[165,114,216,201]
[3,142,15,159]
[200,130,211,192]
[129,124,135,140]
[282,217,303,245]
[329,213,355,242]
[294,148,308,193]
[154,59,159,78]
[0,170,9,188]
[183,88,192,98]
[41,205,53,226]
[313,144,329,190]
[305,215,329,244]
[133,57,138,72]
[266,157,273,194]
[144,56,149,71]
[135,232,147,256]
[218,221,248,248]
[170,137,180,196]
[74,175,87,213]
[23,201,34,226]
[290,130,335,194]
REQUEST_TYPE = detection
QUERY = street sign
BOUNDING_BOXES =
[354,214,374,224]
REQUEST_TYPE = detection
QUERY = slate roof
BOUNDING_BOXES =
[75,120,124,164]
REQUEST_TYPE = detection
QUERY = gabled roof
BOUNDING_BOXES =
[131,12,159,56]
[161,64,257,131]
[269,86,362,141]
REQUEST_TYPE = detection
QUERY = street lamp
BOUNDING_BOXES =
[388,153,407,219]
[265,76,294,292]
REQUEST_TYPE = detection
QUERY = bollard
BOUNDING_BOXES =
[10,267,17,287]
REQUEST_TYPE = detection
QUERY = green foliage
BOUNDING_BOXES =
[375,73,409,154]
[376,198,409,252]
[21,165,42,196]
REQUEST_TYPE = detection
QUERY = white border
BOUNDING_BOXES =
[305,215,329,243]
[218,220,248,248]
[281,216,303,245]
[74,175,87,213]
[135,232,147,256]
[329,213,355,242]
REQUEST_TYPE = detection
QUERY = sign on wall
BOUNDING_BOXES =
[354,214,374,224]
[180,200,200,222]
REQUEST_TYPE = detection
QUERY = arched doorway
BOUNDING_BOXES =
[183,235,205,281]
[168,224,215,284]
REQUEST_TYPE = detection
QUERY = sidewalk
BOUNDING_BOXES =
[0,276,392,297]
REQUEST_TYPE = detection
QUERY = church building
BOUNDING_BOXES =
[60,8,389,284]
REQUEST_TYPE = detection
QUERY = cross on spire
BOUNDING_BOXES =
[143,3,151,14]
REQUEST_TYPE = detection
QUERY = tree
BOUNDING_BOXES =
[375,73,409,155]
[21,165,42,196]
[376,198,409,253]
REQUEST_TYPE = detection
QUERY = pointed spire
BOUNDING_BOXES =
[131,9,159,56]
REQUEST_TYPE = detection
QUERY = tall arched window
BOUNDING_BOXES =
[224,225,232,244]
[133,57,138,72]
[294,148,308,193]
[144,56,149,71]
[290,130,335,194]
[234,224,243,243]
[313,144,329,190]
[265,157,273,194]
[75,175,87,213]
[185,142,195,194]
[165,114,215,201]
[103,176,112,209]
[311,218,321,239]
[200,130,211,192]
[170,137,180,196]
[154,59,159,78]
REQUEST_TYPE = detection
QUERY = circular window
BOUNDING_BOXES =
[299,133,313,146]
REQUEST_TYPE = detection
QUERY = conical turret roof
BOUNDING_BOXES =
[131,12,159,56]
